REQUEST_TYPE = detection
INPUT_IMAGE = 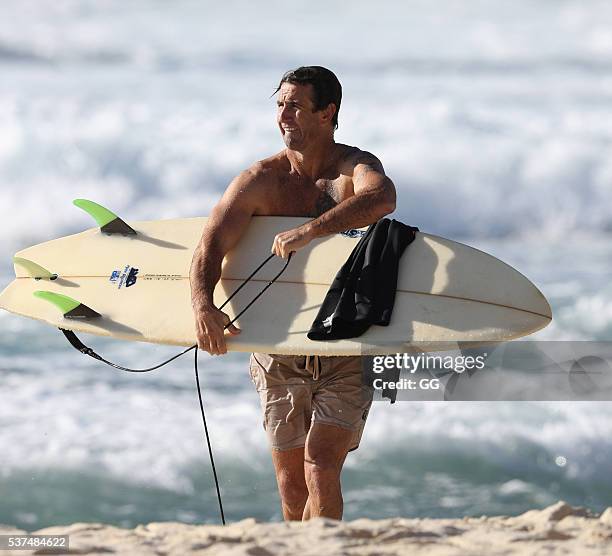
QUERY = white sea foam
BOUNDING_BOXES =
[1,0,612,262]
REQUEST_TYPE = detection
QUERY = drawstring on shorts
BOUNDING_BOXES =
[305,355,321,381]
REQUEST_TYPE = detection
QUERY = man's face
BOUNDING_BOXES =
[276,82,323,150]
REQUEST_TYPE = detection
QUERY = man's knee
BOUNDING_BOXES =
[304,452,343,486]
[277,474,308,513]
[277,468,308,507]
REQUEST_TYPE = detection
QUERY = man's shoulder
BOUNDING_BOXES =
[336,144,384,174]
[239,151,287,185]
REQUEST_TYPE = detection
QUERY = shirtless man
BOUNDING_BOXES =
[190,66,396,521]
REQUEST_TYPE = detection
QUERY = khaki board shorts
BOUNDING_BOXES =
[249,353,374,452]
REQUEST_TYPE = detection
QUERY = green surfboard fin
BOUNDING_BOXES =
[73,199,137,235]
[34,291,102,319]
[14,257,58,280]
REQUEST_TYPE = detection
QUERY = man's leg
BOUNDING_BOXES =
[302,422,354,520]
[270,446,308,520]
[249,353,312,520]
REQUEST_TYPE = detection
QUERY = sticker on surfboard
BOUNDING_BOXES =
[340,229,367,238]
[109,265,139,289]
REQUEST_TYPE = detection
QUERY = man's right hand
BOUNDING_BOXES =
[193,302,241,355]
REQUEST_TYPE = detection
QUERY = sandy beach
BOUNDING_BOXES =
[2,501,611,555]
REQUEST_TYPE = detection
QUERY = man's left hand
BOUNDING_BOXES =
[271,225,314,258]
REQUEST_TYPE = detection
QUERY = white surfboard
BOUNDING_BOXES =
[0,205,551,355]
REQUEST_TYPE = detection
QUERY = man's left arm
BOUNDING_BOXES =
[272,151,396,258]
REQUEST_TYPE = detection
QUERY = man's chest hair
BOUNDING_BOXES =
[272,173,351,217]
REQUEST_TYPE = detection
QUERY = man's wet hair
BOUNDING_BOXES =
[275,66,342,129]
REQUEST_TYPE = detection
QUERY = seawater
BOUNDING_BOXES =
[1,0,612,529]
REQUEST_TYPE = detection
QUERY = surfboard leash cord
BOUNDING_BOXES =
[58,251,293,526]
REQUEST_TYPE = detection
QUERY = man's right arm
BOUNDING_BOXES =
[190,166,264,355]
